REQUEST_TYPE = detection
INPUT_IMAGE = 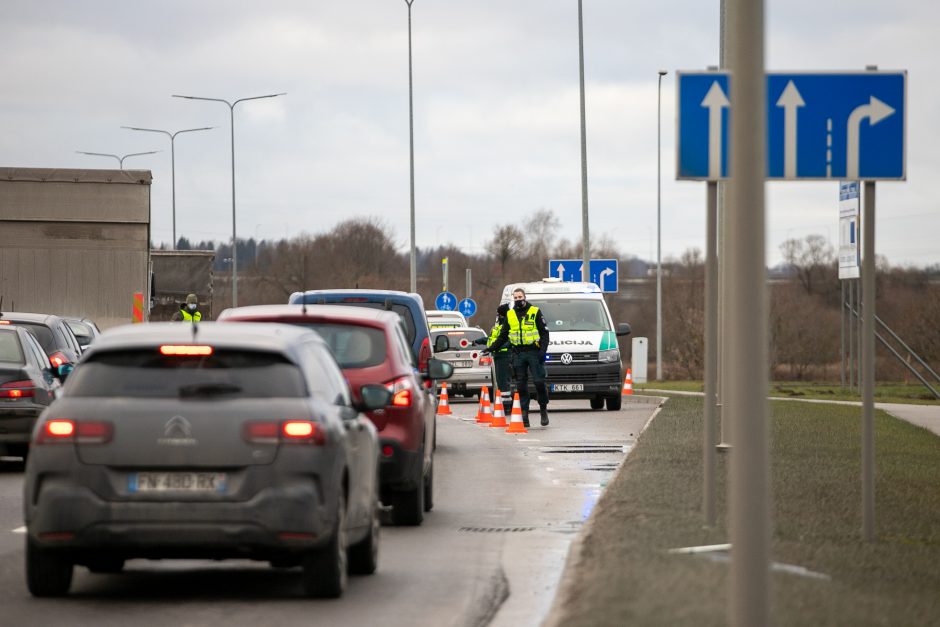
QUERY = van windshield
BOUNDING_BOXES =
[528,299,611,332]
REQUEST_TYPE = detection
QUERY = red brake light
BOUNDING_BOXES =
[480,355,493,366]
[419,337,431,370]
[341,297,370,303]
[283,421,315,438]
[36,420,112,445]
[243,421,324,445]
[243,422,279,443]
[0,320,11,324]
[76,421,113,444]
[160,345,213,356]
[0,380,34,398]
[46,420,75,437]
[49,352,68,368]
[385,376,414,407]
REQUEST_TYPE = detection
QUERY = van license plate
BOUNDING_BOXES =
[129,472,227,493]
[552,384,584,392]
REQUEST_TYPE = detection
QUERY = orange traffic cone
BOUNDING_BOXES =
[621,368,633,396]
[437,382,453,415]
[489,389,508,428]
[505,392,528,434]
[475,386,492,424]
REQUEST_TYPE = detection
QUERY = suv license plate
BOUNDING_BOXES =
[129,472,227,493]
[552,384,584,392]
[452,360,473,368]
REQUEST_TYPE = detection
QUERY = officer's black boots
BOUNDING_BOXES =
[540,407,549,427]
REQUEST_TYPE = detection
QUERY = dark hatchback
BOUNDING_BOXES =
[0,326,65,460]
[0,312,83,367]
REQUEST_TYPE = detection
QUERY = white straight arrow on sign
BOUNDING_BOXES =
[846,95,895,180]
[556,263,566,280]
[701,81,730,179]
[776,80,805,178]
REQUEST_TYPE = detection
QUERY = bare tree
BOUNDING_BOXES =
[780,234,836,297]
[485,225,525,274]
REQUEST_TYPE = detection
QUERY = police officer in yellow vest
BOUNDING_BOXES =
[172,293,202,322]
[487,288,550,427]
[474,303,512,414]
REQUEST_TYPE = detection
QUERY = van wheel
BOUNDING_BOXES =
[26,539,73,597]
[590,398,604,410]
[302,490,348,598]
[606,395,622,411]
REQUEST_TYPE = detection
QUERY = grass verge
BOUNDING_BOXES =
[635,380,940,405]
[547,395,940,626]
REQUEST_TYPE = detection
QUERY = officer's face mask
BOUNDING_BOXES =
[187,303,197,311]
[513,298,527,310]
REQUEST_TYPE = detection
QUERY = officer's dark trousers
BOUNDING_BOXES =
[512,349,549,413]
[493,352,512,413]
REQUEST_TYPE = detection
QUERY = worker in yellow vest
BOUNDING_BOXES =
[486,288,550,427]
[172,293,202,322]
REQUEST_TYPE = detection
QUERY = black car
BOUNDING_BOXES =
[63,317,101,351]
[0,325,64,460]
[0,312,83,368]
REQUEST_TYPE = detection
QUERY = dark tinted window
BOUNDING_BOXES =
[431,328,486,351]
[314,300,416,345]
[0,330,24,364]
[67,349,307,398]
[12,323,55,352]
[289,323,387,369]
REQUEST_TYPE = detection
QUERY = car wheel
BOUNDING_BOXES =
[390,468,425,526]
[423,458,434,513]
[590,397,605,410]
[302,489,348,598]
[26,539,73,597]
[606,395,622,411]
[347,496,380,575]
[86,557,125,574]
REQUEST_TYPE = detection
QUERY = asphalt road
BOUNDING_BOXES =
[0,398,655,627]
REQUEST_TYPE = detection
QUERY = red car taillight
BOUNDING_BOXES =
[385,376,414,407]
[419,337,432,389]
[49,352,69,368]
[35,419,113,445]
[479,355,493,366]
[0,380,35,398]
[243,421,325,445]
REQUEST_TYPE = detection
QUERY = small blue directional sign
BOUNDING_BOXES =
[458,298,477,318]
[548,259,619,293]
[435,291,457,311]
[677,70,906,181]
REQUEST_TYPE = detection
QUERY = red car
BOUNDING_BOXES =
[218,305,453,526]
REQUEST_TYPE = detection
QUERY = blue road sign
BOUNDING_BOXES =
[547,259,618,293]
[458,298,477,318]
[677,71,906,181]
[435,291,457,311]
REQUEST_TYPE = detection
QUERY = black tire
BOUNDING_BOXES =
[606,395,622,411]
[423,458,434,513]
[390,471,425,526]
[302,489,348,598]
[347,497,380,575]
[590,397,605,410]
[26,539,73,597]
[86,557,125,574]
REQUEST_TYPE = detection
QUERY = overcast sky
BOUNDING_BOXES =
[2,1,937,268]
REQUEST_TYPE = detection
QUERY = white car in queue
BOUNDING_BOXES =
[429,326,492,398]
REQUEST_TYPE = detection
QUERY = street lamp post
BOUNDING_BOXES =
[657,70,667,381]
[404,0,417,293]
[76,150,160,169]
[172,92,285,308]
[577,0,591,284]
[122,125,213,250]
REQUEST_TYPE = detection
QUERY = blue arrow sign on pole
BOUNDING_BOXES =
[548,259,618,293]
[458,298,477,318]
[677,70,906,181]
[435,291,457,311]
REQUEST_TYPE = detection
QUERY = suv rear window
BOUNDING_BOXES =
[319,301,416,345]
[0,331,24,364]
[67,349,307,398]
[290,323,387,369]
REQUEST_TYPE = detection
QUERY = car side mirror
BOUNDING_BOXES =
[616,323,632,337]
[354,384,392,413]
[434,334,450,353]
[57,363,75,381]
[425,358,454,381]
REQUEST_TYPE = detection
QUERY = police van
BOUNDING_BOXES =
[500,279,631,410]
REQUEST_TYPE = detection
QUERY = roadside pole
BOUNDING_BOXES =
[703,181,718,526]
[727,0,770,624]
[862,180,876,541]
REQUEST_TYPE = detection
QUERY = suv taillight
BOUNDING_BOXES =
[419,337,432,389]
[243,421,325,445]
[385,376,414,407]
[0,380,34,398]
[35,419,113,444]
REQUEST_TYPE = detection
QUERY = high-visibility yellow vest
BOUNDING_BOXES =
[507,306,540,347]
[180,309,202,322]
[487,320,508,353]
